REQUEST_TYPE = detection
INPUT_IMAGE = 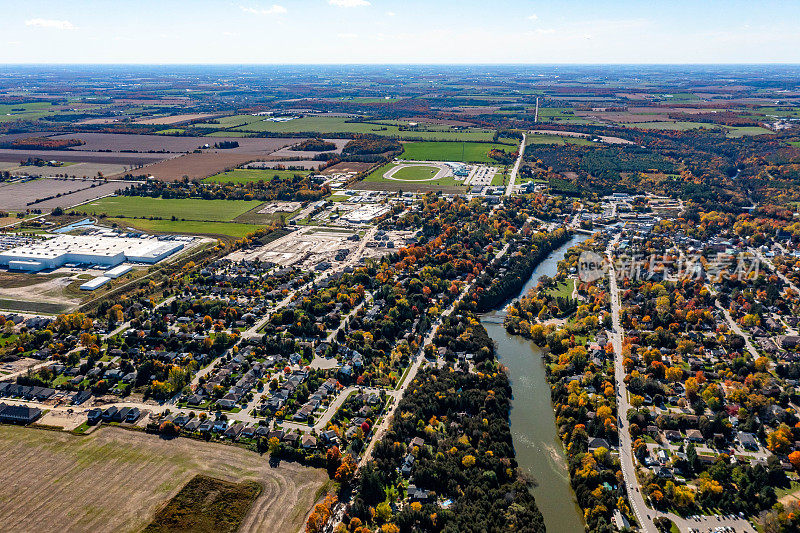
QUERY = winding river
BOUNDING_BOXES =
[481,233,589,533]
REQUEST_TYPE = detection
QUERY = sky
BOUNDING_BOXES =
[2,0,800,64]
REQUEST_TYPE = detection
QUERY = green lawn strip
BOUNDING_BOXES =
[400,141,515,163]
[81,197,261,222]
[109,218,264,239]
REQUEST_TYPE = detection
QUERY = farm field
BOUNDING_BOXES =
[143,475,261,533]
[0,426,327,533]
[526,133,595,146]
[48,132,296,155]
[0,178,119,212]
[134,113,218,125]
[110,218,264,239]
[229,116,496,141]
[204,168,311,184]
[400,141,516,163]
[81,196,261,222]
[138,153,257,181]
[0,148,170,167]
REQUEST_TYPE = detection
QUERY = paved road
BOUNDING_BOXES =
[608,236,755,533]
[505,133,526,196]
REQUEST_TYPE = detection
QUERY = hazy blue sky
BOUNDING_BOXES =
[2,0,799,63]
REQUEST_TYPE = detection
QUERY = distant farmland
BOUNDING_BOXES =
[400,141,517,163]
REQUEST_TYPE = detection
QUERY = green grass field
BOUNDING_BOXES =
[400,141,516,163]
[363,163,464,188]
[83,197,261,222]
[391,165,441,180]
[526,133,595,146]
[204,168,310,184]
[225,116,495,141]
[110,218,263,239]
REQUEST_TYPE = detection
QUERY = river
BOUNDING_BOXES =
[481,233,589,533]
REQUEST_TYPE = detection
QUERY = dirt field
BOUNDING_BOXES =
[134,113,219,125]
[267,138,349,159]
[139,153,261,181]
[0,178,112,211]
[320,161,375,175]
[49,133,297,156]
[0,149,170,166]
[0,426,328,533]
[0,179,125,212]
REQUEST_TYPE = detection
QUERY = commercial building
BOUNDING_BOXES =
[80,276,112,291]
[0,234,184,272]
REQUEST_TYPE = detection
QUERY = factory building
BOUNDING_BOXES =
[0,235,184,272]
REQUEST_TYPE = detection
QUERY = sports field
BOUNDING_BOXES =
[391,165,440,180]
[400,141,516,163]
[361,163,465,191]
[83,196,261,222]
[204,168,310,184]
[0,426,327,533]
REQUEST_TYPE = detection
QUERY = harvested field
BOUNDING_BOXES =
[139,153,258,181]
[49,133,296,155]
[30,182,127,211]
[143,475,261,533]
[0,178,119,212]
[11,162,129,179]
[320,161,375,175]
[0,425,328,533]
[134,113,219,125]
[267,138,348,159]
[0,148,171,166]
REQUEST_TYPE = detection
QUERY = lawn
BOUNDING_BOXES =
[143,475,261,533]
[392,165,441,180]
[204,168,310,184]
[400,141,516,163]
[83,196,262,222]
[0,425,327,533]
[110,218,263,239]
[363,163,463,188]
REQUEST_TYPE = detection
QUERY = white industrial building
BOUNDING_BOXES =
[0,234,184,272]
[344,205,392,223]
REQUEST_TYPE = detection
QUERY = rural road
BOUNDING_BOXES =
[505,133,526,196]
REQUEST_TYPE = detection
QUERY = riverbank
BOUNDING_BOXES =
[481,233,589,533]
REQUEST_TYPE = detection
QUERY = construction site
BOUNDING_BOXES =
[227,225,416,271]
